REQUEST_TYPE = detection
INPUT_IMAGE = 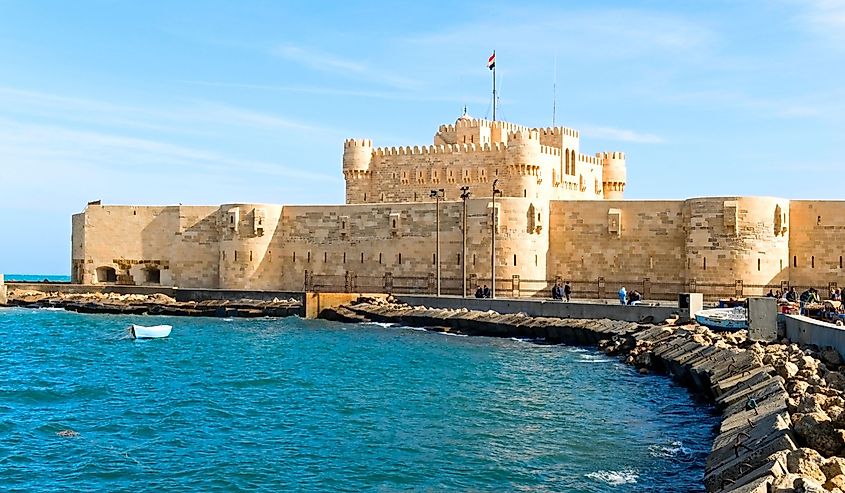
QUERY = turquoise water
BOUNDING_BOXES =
[3,274,70,282]
[0,308,717,492]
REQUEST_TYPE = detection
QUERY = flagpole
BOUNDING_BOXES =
[492,50,496,122]
[552,57,557,127]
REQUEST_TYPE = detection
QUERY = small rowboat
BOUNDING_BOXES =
[129,324,172,339]
[694,307,748,331]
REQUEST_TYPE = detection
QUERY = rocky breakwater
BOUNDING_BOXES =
[321,297,845,492]
[5,289,302,318]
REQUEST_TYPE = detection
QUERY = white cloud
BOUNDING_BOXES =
[658,89,828,119]
[182,80,489,105]
[795,0,845,42]
[272,43,421,90]
[0,86,332,136]
[406,7,716,59]
[578,125,665,144]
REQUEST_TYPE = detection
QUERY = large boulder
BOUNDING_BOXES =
[823,458,845,480]
[823,348,845,367]
[828,372,845,392]
[794,412,845,457]
[778,360,800,379]
[787,448,828,484]
[800,394,831,414]
[772,473,829,492]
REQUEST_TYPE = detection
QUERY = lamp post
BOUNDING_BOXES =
[491,179,502,299]
[460,186,471,297]
[430,188,444,296]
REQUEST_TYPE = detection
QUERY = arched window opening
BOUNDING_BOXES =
[96,266,117,283]
[145,267,160,284]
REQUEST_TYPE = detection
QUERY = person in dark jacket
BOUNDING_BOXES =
[482,285,491,298]
[551,283,563,300]
[563,281,572,302]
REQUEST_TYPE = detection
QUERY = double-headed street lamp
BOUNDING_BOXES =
[430,188,445,296]
[460,186,471,297]
[491,179,502,299]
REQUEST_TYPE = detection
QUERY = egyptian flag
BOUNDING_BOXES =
[487,51,495,70]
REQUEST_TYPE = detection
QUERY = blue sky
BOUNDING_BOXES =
[1,0,844,275]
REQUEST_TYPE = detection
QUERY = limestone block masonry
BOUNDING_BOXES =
[71,114,845,298]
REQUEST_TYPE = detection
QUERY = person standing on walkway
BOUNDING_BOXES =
[618,286,627,305]
[563,281,572,302]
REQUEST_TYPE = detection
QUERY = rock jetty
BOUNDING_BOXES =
[321,297,845,493]
[5,289,301,318]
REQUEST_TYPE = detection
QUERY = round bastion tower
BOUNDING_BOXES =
[504,129,542,198]
[600,151,626,200]
[342,138,373,204]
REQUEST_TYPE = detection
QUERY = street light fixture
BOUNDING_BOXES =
[430,188,445,296]
[460,186,471,297]
[491,179,502,299]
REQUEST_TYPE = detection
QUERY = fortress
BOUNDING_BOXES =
[72,114,844,299]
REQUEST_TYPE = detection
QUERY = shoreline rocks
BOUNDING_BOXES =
[4,289,302,318]
[321,297,845,492]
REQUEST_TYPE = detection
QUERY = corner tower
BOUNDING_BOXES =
[504,129,542,198]
[600,151,626,200]
[343,138,373,204]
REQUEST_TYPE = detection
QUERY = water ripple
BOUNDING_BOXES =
[0,307,717,491]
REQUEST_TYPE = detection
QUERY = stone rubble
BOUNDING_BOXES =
[321,298,845,492]
[5,288,302,318]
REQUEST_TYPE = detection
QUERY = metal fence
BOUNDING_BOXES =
[303,270,840,301]
[303,271,837,301]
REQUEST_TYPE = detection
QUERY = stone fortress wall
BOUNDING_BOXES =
[71,115,845,299]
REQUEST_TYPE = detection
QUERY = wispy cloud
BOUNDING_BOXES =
[0,117,338,183]
[658,89,829,119]
[271,43,421,90]
[183,80,488,105]
[406,7,716,59]
[0,86,333,136]
[579,125,665,144]
[793,0,845,43]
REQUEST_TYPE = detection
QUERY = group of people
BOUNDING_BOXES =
[551,281,572,301]
[617,286,643,305]
[765,286,823,304]
[474,285,491,298]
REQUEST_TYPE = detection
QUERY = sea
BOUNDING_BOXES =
[0,307,718,492]
[3,274,71,282]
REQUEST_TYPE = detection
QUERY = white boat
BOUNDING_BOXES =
[129,324,172,339]
[694,307,748,331]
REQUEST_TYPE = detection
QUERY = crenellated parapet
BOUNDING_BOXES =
[535,126,580,139]
[372,142,508,156]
